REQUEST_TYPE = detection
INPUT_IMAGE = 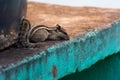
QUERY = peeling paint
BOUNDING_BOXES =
[52,65,58,80]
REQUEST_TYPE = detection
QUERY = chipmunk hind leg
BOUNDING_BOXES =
[29,29,49,43]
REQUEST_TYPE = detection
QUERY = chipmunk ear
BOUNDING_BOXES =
[56,24,61,30]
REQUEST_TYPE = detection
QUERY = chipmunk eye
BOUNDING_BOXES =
[60,29,67,35]
[63,32,67,35]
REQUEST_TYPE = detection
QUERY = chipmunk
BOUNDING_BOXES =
[16,18,69,48]
[29,24,70,43]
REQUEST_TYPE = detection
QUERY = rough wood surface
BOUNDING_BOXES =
[27,2,120,39]
[0,2,120,66]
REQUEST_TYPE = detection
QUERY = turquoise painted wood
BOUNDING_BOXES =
[0,20,120,80]
[60,53,120,80]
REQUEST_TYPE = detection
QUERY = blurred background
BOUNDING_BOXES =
[28,0,120,9]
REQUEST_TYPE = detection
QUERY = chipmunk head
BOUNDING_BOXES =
[54,24,70,40]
